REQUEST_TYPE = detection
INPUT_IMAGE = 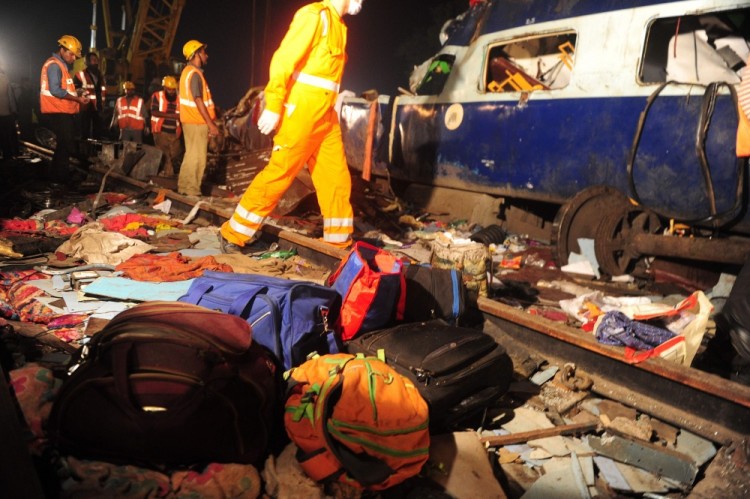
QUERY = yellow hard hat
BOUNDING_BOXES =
[122,81,135,91]
[58,35,83,58]
[182,40,206,60]
[162,75,177,89]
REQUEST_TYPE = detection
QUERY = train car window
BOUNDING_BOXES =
[415,53,456,95]
[485,32,577,93]
[640,8,750,85]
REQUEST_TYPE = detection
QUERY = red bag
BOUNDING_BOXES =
[328,242,406,340]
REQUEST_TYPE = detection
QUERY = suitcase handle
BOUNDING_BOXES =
[110,342,210,417]
[229,286,270,317]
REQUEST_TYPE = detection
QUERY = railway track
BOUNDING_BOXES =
[19,142,750,444]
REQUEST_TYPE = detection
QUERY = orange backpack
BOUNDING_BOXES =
[284,353,430,490]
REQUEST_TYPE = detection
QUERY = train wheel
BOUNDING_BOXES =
[551,186,630,267]
[595,207,662,277]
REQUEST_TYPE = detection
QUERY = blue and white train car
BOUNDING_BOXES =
[341,0,750,270]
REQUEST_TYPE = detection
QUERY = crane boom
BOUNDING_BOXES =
[98,0,186,93]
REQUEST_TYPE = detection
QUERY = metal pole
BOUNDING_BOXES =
[90,0,98,51]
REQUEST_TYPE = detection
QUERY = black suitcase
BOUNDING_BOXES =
[346,319,513,432]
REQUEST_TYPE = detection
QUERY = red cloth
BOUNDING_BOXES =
[0,219,42,232]
[99,213,181,238]
[0,219,79,236]
[115,252,232,282]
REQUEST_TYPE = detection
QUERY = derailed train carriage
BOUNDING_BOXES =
[339,0,750,275]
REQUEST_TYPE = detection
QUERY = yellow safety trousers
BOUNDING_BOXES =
[221,84,353,248]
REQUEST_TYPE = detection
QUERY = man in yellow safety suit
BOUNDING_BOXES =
[177,39,218,198]
[220,0,366,252]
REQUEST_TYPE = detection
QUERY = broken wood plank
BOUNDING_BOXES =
[480,421,599,447]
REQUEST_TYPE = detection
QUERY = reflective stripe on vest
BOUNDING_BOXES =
[75,70,106,102]
[179,66,216,124]
[151,90,181,136]
[116,96,145,130]
[40,57,78,114]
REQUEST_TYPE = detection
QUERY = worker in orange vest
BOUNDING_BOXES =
[150,75,182,177]
[40,35,90,184]
[220,0,364,253]
[177,39,219,198]
[74,51,107,140]
[111,81,146,143]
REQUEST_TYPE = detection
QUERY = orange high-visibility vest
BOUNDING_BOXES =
[116,95,145,130]
[40,56,79,114]
[75,70,106,106]
[150,90,181,137]
[179,65,215,124]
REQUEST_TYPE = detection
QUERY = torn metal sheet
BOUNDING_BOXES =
[530,365,559,385]
[587,434,698,487]
[674,430,717,467]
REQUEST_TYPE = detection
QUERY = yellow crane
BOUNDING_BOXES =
[89,0,186,97]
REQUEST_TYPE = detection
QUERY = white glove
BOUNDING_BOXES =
[257,109,280,135]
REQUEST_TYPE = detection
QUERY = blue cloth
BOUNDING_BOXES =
[47,53,68,99]
[596,310,676,350]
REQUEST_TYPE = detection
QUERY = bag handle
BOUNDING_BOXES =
[110,340,216,417]
[180,280,214,305]
[228,286,270,317]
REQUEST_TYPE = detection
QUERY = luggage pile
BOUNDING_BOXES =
[48,241,513,492]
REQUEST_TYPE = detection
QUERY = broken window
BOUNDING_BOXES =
[640,8,750,84]
[414,53,456,96]
[485,32,577,93]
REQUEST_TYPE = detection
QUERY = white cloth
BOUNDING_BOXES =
[666,30,742,84]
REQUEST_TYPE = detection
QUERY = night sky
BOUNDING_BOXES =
[1,0,466,108]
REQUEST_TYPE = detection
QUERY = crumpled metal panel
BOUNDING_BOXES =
[588,434,699,488]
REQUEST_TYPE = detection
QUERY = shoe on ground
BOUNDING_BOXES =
[220,235,272,255]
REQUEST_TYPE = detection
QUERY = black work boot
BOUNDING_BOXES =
[219,235,272,255]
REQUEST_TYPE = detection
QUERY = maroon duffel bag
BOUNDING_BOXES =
[47,301,282,467]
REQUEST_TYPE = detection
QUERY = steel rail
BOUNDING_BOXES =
[479,297,750,444]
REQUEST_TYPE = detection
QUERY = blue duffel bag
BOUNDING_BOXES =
[178,271,342,370]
